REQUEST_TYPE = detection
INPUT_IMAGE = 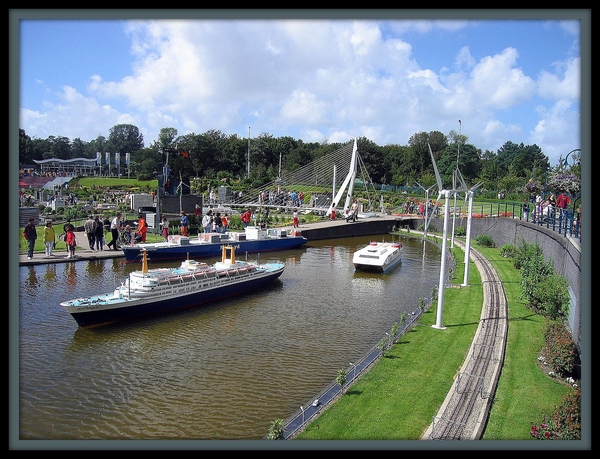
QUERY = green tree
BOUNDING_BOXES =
[377,338,389,355]
[157,127,178,150]
[19,129,35,165]
[436,143,482,187]
[107,124,145,155]
[336,368,347,393]
[266,418,285,440]
[478,149,501,187]
[356,137,385,184]
[70,137,89,158]
[45,135,72,160]
[496,141,549,179]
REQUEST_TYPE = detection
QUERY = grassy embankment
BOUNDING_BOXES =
[295,239,573,441]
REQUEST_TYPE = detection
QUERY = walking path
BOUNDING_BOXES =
[19,231,124,266]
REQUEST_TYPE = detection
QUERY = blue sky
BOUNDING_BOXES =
[15,10,588,167]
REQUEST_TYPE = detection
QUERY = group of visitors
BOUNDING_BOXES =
[71,215,107,254]
[201,209,230,234]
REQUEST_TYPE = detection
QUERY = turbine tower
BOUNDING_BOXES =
[427,143,468,330]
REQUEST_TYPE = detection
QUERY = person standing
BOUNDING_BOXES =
[94,216,105,251]
[160,215,170,241]
[346,199,358,222]
[330,203,336,221]
[221,213,230,233]
[533,194,543,223]
[195,201,201,217]
[211,213,221,233]
[202,210,212,233]
[180,210,189,236]
[84,215,96,251]
[60,219,72,241]
[43,221,56,257]
[23,217,38,260]
[293,208,299,228]
[241,208,252,228]
[522,198,530,221]
[107,212,122,250]
[65,224,77,259]
[137,214,148,242]
[556,192,571,215]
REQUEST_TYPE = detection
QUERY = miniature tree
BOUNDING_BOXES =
[336,368,348,393]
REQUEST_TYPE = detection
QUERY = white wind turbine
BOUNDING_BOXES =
[427,143,469,330]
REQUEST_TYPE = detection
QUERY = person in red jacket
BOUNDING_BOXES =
[137,215,148,242]
[65,224,77,259]
[241,209,252,228]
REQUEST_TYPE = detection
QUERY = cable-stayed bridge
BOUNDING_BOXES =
[210,138,385,218]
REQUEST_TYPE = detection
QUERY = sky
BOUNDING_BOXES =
[15,10,588,167]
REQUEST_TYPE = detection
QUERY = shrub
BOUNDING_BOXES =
[530,390,581,440]
[519,243,554,310]
[535,274,570,320]
[475,234,495,247]
[543,321,578,376]
[500,243,518,258]
[512,239,540,269]
[518,242,569,320]
[266,418,285,440]
[551,389,581,440]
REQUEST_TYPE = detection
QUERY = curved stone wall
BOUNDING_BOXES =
[427,217,581,348]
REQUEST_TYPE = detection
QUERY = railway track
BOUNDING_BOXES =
[422,243,509,440]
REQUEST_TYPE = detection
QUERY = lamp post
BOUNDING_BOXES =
[247,126,251,179]
[451,120,462,249]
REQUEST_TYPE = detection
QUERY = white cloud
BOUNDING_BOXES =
[530,99,580,161]
[537,57,580,100]
[469,48,536,110]
[18,18,582,166]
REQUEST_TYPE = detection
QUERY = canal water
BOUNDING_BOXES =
[18,234,441,441]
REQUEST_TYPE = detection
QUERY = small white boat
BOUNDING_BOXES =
[353,240,403,273]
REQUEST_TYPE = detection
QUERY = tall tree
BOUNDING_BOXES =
[19,129,35,165]
[408,130,447,174]
[357,137,385,184]
[107,124,144,155]
[70,137,89,158]
[156,127,178,151]
[107,124,144,176]
[45,135,71,160]
[436,143,481,188]
[496,141,549,179]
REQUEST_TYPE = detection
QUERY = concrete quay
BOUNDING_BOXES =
[18,215,418,266]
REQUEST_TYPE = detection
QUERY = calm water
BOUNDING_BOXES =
[18,235,441,440]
